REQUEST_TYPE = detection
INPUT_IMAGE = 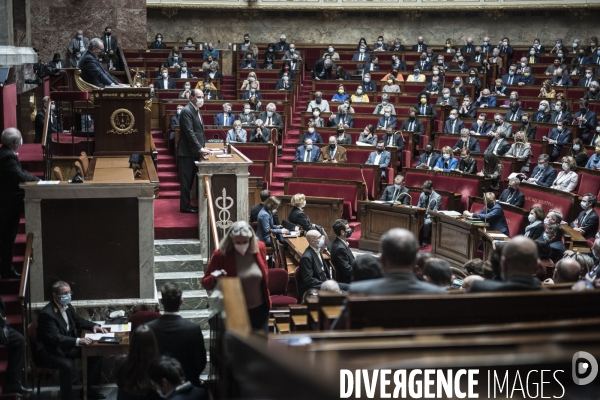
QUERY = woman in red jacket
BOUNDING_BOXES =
[202,221,271,331]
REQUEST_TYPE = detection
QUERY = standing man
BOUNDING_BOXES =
[67,29,89,57]
[330,219,355,285]
[34,96,57,143]
[101,26,118,53]
[0,128,40,278]
[365,140,391,178]
[417,180,442,247]
[178,89,209,213]
[79,38,120,88]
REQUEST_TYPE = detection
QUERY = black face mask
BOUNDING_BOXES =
[329,144,336,150]
[337,129,344,134]
[425,148,432,154]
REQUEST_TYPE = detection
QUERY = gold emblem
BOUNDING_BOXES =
[109,109,136,134]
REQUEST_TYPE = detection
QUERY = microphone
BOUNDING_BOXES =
[396,192,412,206]
[483,199,489,233]
[390,186,398,207]
[359,164,367,188]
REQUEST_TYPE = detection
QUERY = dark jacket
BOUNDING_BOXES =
[34,109,57,144]
[288,206,315,232]
[472,203,509,236]
[457,157,477,174]
[0,146,40,205]
[350,270,446,295]
[177,103,205,158]
[453,137,480,153]
[79,52,119,88]
[250,204,280,225]
[418,152,440,169]
[298,246,331,301]
[168,382,207,400]
[528,165,557,187]
[400,118,424,136]
[498,188,525,208]
[380,185,410,204]
[330,237,354,285]
[467,275,543,292]
[570,210,599,239]
[146,315,207,387]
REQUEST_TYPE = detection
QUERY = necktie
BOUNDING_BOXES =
[305,150,311,162]
[538,113,543,122]
[409,121,414,131]
[512,112,518,121]
[421,105,425,114]
[580,212,588,227]
[452,121,456,132]
[384,119,388,128]
[557,112,562,122]
[330,150,335,158]
[388,135,394,146]
[268,117,272,125]
[419,45,422,52]
[477,125,482,134]
[587,78,591,87]
[360,54,363,61]
[509,77,513,85]
[224,115,228,125]
[534,167,544,179]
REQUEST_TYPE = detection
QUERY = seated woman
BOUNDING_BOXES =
[524,206,545,241]
[532,100,552,122]
[450,77,468,96]
[381,68,404,83]
[433,146,458,172]
[477,153,503,191]
[308,109,326,128]
[456,148,477,174]
[288,193,329,244]
[331,85,349,102]
[550,156,579,192]
[538,79,556,99]
[504,131,531,173]
[382,77,401,93]
[334,66,351,81]
[257,196,288,245]
[569,138,589,167]
[465,68,482,93]
[115,325,161,400]
[519,112,537,139]
[334,123,352,145]
[357,124,378,146]
[240,71,259,91]
[298,122,323,144]
[351,85,370,103]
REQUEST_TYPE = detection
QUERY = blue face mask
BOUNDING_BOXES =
[542,232,549,241]
[59,294,71,305]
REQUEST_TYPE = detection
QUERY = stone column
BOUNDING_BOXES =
[0,0,14,47]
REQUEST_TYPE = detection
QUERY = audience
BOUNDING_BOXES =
[422,259,453,289]
[149,356,207,400]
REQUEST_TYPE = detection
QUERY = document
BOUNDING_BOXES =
[85,332,115,340]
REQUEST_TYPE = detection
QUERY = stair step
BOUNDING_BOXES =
[273,172,293,179]
[154,254,204,273]
[154,239,201,256]
[155,271,205,291]
[157,172,180,182]
[158,190,181,199]
[158,289,208,310]
[157,164,178,173]
[270,182,284,189]
[159,182,181,190]
[280,156,295,163]
[274,164,293,171]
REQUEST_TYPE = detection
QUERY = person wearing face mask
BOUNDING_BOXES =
[352,44,371,62]
[288,193,327,239]
[278,61,296,80]
[498,177,525,207]
[443,109,464,134]
[523,154,556,186]
[524,206,546,240]
[505,99,525,122]
[436,88,459,108]
[456,95,476,119]
[307,91,330,113]
[518,67,535,86]
[330,219,355,284]
[272,33,290,52]
[586,143,600,170]
[312,57,334,81]
[333,123,352,145]
[456,148,477,174]
[328,105,354,128]
[463,192,509,236]
[69,50,82,67]
[181,36,195,50]
[295,137,320,162]
[584,81,600,101]
[546,120,572,160]
[504,131,531,172]
[170,105,184,140]
[412,36,428,52]
[331,84,349,102]
[174,62,194,79]
[380,175,409,204]
[319,135,347,163]
[566,194,599,239]
[488,48,504,70]
[307,109,324,128]
[389,39,405,53]
[241,82,262,100]
[262,55,277,70]
[357,124,378,146]
[241,52,258,69]
[372,93,396,115]
[351,85,370,103]
[574,99,598,142]
[377,107,398,131]
[322,45,340,61]
[549,156,578,192]
[550,68,573,86]
[361,72,377,92]
[433,146,458,172]
[204,220,273,331]
[282,43,301,61]
[382,75,401,93]
[34,96,58,143]
[0,128,40,279]
[568,138,588,167]
[148,33,166,50]
[407,65,426,83]
[213,103,235,126]
[381,126,404,152]
[275,73,292,91]
[478,152,503,190]
[464,68,482,93]
[37,281,107,400]
[449,76,468,96]
[580,68,600,89]
[417,180,442,247]
[167,47,183,68]
[485,126,511,156]
[489,114,512,137]
[417,142,440,169]
[79,38,120,88]
[470,113,492,135]
[475,89,497,108]
[542,224,566,264]
[178,81,192,99]
[68,29,90,55]
[400,108,425,136]
[453,128,480,153]
[156,67,176,89]
[365,140,391,178]
[526,47,541,64]
[250,119,270,143]
[494,37,514,57]
[101,26,118,54]
[414,93,437,119]
[518,112,537,139]
[238,103,256,126]
[148,356,207,400]
[424,73,442,94]
[371,35,388,52]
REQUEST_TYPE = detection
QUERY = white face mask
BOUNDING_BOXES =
[308,127,315,133]
[184,85,190,90]
[528,214,536,223]
[195,98,204,108]
[234,242,249,255]
[162,73,168,78]
[317,237,325,248]
[301,201,306,208]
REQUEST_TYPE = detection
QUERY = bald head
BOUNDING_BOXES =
[554,259,581,283]
[305,230,322,247]
[379,228,419,272]
[501,236,539,278]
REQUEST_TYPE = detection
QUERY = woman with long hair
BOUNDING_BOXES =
[478,153,503,191]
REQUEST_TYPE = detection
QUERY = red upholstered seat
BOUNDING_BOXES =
[577,172,600,197]
[248,164,269,188]
[130,310,162,331]
[533,126,551,141]
[286,181,359,219]
[436,136,458,150]
[295,164,377,199]
[237,145,271,161]
[268,269,297,308]
[520,186,573,218]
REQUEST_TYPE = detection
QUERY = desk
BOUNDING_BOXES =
[430,212,485,266]
[561,225,588,249]
[91,168,134,182]
[358,201,426,252]
[81,331,130,400]
[480,230,510,261]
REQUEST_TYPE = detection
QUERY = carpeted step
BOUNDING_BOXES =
[158,190,181,199]
[282,148,296,155]
[0,279,20,296]
[159,182,181,191]
[154,199,198,240]
[273,172,293,180]
[158,154,175,163]
[280,156,295,163]
[157,164,178,173]
[157,172,180,183]
[274,164,293,173]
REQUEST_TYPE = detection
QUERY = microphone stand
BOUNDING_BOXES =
[483,200,488,233]
[389,186,398,207]
[395,192,412,207]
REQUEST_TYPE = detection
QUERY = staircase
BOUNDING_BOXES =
[220,74,237,101]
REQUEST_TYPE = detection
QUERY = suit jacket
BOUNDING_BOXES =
[213,112,235,126]
[312,59,333,80]
[570,210,600,239]
[350,270,446,295]
[156,78,176,90]
[298,132,324,144]
[275,79,293,91]
[578,76,600,87]
[241,91,262,101]
[67,37,90,55]
[422,82,442,94]
[380,185,410,204]
[505,108,525,122]
[491,122,513,137]
[520,75,536,85]
[400,119,425,136]
[472,203,509,235]
[0,146,40,205]
[548,128,572,151]
[434,156,459,172]
[362,64,380,75]
[529,165,557,187]
[167,55,184,67]
[381,134,404,150]
[238,112,256,126]
[417,190,442,214]
[329,114,354,128]
[573,110,597,140]
[147,316,206,387]
[501,74,521,86]
[475,96,497,108]
[169,114,181,135]
[319,145,347,163]
[415,60,432,71]
[366,150,391,170]
[178,103,205,157]
[415,103,437,119]
[412,44,429,52]
[470,122,492,135]
[468,275,543,293]
[34,109,58,143]
[298,246,331,300]
[240,60,258,69]
[436,96,459,109]
[250,127,270,143]
[457,157,478,174]
[226,128,247,143]
[443,119,465,134]
[331,237,354,284]
[418,152,440,169]
[79,52,119,88]
[295,145,320,162]
[485,138,511,156]
[102,35,118,52]
[458,104,477,119]
[453,137,480,153]
[361,80,377,92]
[274,42,290,52]
[36,301,97,356]
[498,188,525,208]
[551,171,578,192]
[250,204,280,225]
[352,52,371,62]
[175,70,195,79]
[258,112,284,131]
[551,75,573,86]
[377,116,397,130]
[149,41,166,49]
[532,111,551,123]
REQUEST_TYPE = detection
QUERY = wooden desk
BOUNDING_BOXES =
[358,201,426,252]
[561,224,588,250]
[81,331,130,400]
[91,168,134,182]
[430,211,484,266]
[480,230,510,261]
[93,157,131,169]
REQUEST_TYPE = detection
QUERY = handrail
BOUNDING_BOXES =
[41,99,52,180]
[18,233,34,301]
[119,47,133,86]
[204,176,220,251]
[18,232,33,389]
[40,98,51,149]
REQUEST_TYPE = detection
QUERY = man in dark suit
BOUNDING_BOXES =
[547,120,572,160]
[573,99,598,142]
[469,114,492,135]
[258,103,284,132]
[149,33,166,49]
[175,62,195,79]
[569,194,600,239]
[550,101,571,123]
[417,180,442,247]
[417,142,440,169]
[328,108,354,128]
[295,139,320,162]
[551,68,573,86]
[330,219,355,284]
[501,65,521,86]
[453,129,480,153]
[468,237,543,292]
[250,120,271,143]
[149,356,208,400]
[147,283,207,388]
[156,67,176,90]
[525,154,557,187]
[381,175,410,204]
[461,38,475,54]
[463,192,509,236]
[34,96,57,143]
[416,54,431,72]
[498,177,525,208]
[0,128,40,278]
[178,89,208,213]
[400,110,425,137]
[213,103,235,126]
[352,44,371,62]
[240,53,258,70]
[0,297,31,395]
[312,58,333,80]
[169,105,183,140]
[579,69,600,87]
[350,228,445,295]
[390,54,406,71]
[49,53,65,73]
[37,281,106,400]
[412,36,428,53]
[362,60,380,75]
[415,94,437,119]
[381,127,404,149]
[484,128,511,157]
[298,230,349,301]
[274,34,290,52]
[361,73,377,92]
[101,26,118,53]
[377,108,397,130]
[241,83,262,101]
[443,109,464,134]
[79,38,120,88]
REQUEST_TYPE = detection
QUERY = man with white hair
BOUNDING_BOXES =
[307,91,330,113]
[275,34,290,52]
[320,280,341,293]
[258,103,283,132]
[79,38,120,87]
[226,120,247,143]
[250,119,270,143]
[0,128,40,278]
[497,177,525,207]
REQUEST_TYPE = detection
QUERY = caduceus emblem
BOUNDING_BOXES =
[215,188,234,230]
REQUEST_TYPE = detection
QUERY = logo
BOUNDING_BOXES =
[108,108,137,134]
[572,351,598,385]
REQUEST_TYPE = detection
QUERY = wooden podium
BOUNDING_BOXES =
[430,211,483,266]
[92,87,153,156]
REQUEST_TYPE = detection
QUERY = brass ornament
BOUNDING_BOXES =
[161,8,179,18]
[485,9,504,20]
[145,99,153,111]
[109,109,136,134]
[215,188,234,230]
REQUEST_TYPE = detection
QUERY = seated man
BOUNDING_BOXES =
[498,177,525,208]
[381,175,410,204]
[475,89,497,108]
[147,283,206,388]
[423,75,442,95]
[518,67,536,86]
[568,193,599,239]
[328,105,354,128]
[298,230,349,301]
[490,113,513,137]
[312,58,333,80]
[37,281,107,400]
[463,192,509,235]
[453,128,480,153]
[551,68,573,86]
[545,209,563,225]
[458,95,477,119]
[295,138,320,162]
[156,67,176,90]
[501,64,521,86]
[149,356,208,400]
[373,94,396,115]
[436,88,459,109]
[547,119,572,160]
[226,120,247,143]
[0,297,31,395]
[362,73,377,92]
[573,99,597,142]
[381,126,403,148]
[34,96,58,143]
[169,105,183,140]
[79,38,120,88]
[214,103,235,126]
[423,259,453,289]
[330,219,355,285]
[175,62,194,79]
[417,180,442,247]
[319,135,347,163]
[350,228,446,295]
[468,236,543,292]
[250,190,280,225]
[241,82,262,100]
[258,103,284,132]
[443,109,465,134]
[376,106,397,130]
[240,52,258,69]
[238,103,256,126]
[365,140,391,178]
[524,154,557,187]
[545,224,566,263]
[417,142,440,169]
[400,108,425,136]
[250,119,270,143]
[546,258,581,284]
[352,44,371,62]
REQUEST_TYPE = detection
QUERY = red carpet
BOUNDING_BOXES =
[154,199,199,239]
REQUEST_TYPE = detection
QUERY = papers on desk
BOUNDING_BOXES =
[215,154,234,158]
[372,200,384,204]
[85,333,115,340]
[102,324,131,332]
[487,233,509,239]
[283,232,299,238]
[355,141,374,147]
[37,181,60,185]
[438,211,462,217]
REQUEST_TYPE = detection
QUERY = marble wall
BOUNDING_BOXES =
[147,9,600,48]
[30,0,147,62]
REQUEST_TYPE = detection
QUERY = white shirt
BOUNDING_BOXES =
[180,72,188,79]
[493,139,503,154]
[162,78,169,87]
[54,300,83,345]
[373,153,381,165]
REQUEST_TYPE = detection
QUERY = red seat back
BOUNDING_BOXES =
[520,186,573,218]
[237,145,271,161]
[295,164,377,199]
[286,181,360,214]
[268,268,289,296]
[577,172,600,197]
[130,310,162,331]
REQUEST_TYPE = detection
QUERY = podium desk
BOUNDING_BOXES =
[480,230,511,262]
[358,201,426,252]
[430,212,486,267]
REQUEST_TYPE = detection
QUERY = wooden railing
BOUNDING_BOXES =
[204,176,220,253]
[41,99,52,180]
[119,47,133,86]
[18,232,34,388]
